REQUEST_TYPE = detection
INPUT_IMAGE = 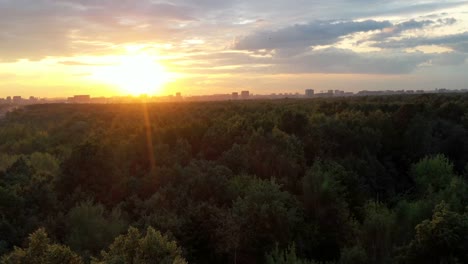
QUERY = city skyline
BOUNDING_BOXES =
[2,88,467,105]
[1,1,468,97]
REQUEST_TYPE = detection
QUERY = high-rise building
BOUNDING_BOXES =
[12,96,22,104]
[305,89,314,97]
[69,95,91,103]
[232,92,239,100]
[334,90,345,96]
[241,91,250,99]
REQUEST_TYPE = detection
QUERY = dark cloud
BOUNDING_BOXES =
[236,16,461,53]
[369,20,435,41]
[270,48,430,74]
[450,42,468,53]
[354,1,466,18]
[0,0,466,64]
[365,18,456,43]
[374,32,468,52]
[234,20,392,51]
[171,48,466,75]
[431,52,467,66]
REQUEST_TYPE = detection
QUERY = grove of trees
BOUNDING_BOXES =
[1,94,468,263]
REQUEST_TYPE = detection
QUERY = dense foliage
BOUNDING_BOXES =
[1,94,468,263]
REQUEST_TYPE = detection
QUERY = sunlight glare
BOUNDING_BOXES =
[91,54,173,96]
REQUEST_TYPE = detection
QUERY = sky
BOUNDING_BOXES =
[0,0,467,97]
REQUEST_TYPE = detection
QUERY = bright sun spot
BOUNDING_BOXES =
[91,54,173,96]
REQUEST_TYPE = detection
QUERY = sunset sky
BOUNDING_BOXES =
[1,0,467,97]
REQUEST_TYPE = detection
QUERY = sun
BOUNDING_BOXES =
[91,54,172,96]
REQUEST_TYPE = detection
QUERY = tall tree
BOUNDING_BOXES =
[1,228,83,264]
[93,226,187,264]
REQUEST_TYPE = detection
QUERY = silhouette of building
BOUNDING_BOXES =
[241,91,250,99]
[68,95,91,103]
[232,92,239,100]
[334,90,345,96]
[12,96,22,104]
[315,90,334,98]
[91,97,108,104]
[305,89,314,98]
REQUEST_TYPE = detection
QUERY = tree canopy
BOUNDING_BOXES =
[1,94,468,263]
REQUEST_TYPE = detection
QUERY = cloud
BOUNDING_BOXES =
[271,48,430,74]
[374,32,468,52]
[173,46,468,76]
[0,0,466,65]
[235,16,461,54]
[234,20,392,51]
[58,61,113,66]
[369,19,435,41]
[430,52,467,65]
[361,17,457,45]
[0,0,195,61]
[353,1,467,18]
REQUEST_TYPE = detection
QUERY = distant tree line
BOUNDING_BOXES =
[1,94,468,263]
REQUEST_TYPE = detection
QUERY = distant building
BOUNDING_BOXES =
[6,96,11,104]
[13,96,22,104]
[91,97,108,104]
[305,89,314,98]
[69,95,91,104]
[437,88,448,93]
[334,90,345,96]
[232,92,239,100]
[241,91,250,99]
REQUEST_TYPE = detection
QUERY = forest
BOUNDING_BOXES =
[1,94,468,264]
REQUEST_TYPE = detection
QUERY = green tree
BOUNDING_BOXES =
[411,154,455,195]
[57,140,118,204]
[65,201,126,258]
[28,152,59,177]
[339,246,367,264]
[302,160,354,260]
[93,226,187,264]
[228,176,301,262]
[359,202,395,264]
[397,202,468,264]
[1,228,83,264]
[0,155,19,173]
[303,161,349,223]
[266,244,316,264]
